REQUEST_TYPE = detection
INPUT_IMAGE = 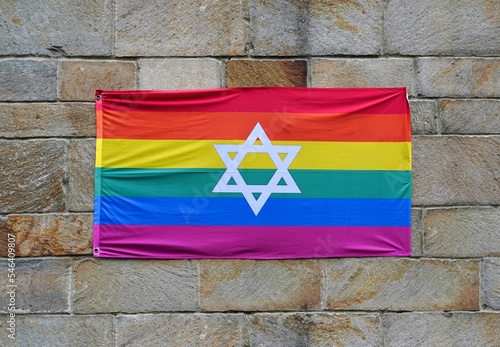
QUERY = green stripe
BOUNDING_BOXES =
[96,168,411,199]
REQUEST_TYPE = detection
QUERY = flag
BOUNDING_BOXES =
[94,87,411,258]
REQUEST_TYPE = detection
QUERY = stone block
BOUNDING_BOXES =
[0,315,114,346]
[138,58,222,90]
[411,208,423,257]
[201,259,321,311]
[73,259,198,313]
[0,0,113,56]
[417,58,500,97]
[59,60,136,101]
[249,313,380,347]
[0,140,67,213]
[482,258,500,310]
[0,259,70,313]
[409,100,437,135]
[0,103,95,138]
[226,60,307,87]
[384,0,500,56]
[0,60,57,101]
[69,139,95,212]
[115,0,247,56]
[412,136,500,206]
[117,314,248,346]
[0,214,92,257]
[312,59,415,95]
[440,100,500,134]
[250,0,381,55]
[424,208,500,257]
[324,258,479,311]
[383,313,500,347]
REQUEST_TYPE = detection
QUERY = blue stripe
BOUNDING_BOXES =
[96,196,411,227]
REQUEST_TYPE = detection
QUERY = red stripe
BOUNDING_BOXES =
[93,225,411,259]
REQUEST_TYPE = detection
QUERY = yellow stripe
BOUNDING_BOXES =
[96,139,411,171]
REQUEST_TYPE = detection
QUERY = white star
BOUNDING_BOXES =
[212,123,302,215]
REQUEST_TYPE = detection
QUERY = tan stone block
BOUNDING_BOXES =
[409,100,437,135]
[69,139,95,212]
[440,100,500,134]
[413,136,500,206]
[201,259,321,311]
[226,60,307,87]
[0,140,67,213]
[324,258,479,311]
[0,103,95,138]
[482,258,500,310]
[59,60,136,101]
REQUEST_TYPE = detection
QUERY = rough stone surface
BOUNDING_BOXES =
[138,58,222,90]
[411,208,423,257]
[0,0,113,56]
[0,60,57,101]
[412,136,500,206]
[312,59,415,95]
[249,313,380,347]
[117,314,248,346]
[409,100,437,135]
[226,60,307,87]
[59,60,136,101]
[115,0,248,56]
[383,313,500,347]
[250,0,381,56]
[482,258,500,310]
[324,258,479,311]
[0,259,70,313]
[384,0,500,56]
[0,140,67,213]
[73,259,198,313]
[0,315,114,346]
[0,103,95,138]
[424,208,500,258]
[417,58,500,97]
[201,259,321,311]
[69,139,95,212]
[440,100,500,134]
[0,214,92,257]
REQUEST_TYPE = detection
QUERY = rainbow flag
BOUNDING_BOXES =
[94,87,411,258]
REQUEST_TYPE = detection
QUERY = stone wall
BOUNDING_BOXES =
[0,0,499,346]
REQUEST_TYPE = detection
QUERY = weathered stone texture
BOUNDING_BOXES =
[249,313,380,347]
[69,139,95,212]
[117,314,248,346]
[412,136,500,206]
[201,259,321,311]
[384,0,500,56]
[424,208,500,257]
[411,209,423,257]
[440,100,500,134]
[59,60,136,101]
[0,259,70,313]
[226,60,307,87]
[0,60,57,101]
[0,315,114,347]
[482,258,500,310]
[73,259,198,313]
[0,0,113,56]
[324,258,479,311]
[383,313,500,347]
[250,0,381,56]
[115,0,248,56]
[417,58,500,97]
[409,100,437,135]
[0,140,67,213]
[0,214,92,257]
[0,103,95,138]
[139,59,222,90]
[312,59,415,95]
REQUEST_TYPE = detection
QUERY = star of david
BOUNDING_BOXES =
[212,123,302,215]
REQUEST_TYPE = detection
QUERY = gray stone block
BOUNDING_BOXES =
[409,100,437,135]
[482,258,500,310]
[411,208,423,257]
[69,139,95,212]
[440,100,500,134]
[250,0,381,56]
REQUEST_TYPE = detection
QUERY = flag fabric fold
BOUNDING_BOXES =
[94,87,412,259]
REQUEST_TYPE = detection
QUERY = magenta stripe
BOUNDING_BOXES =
[93,225,411,259]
